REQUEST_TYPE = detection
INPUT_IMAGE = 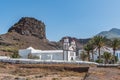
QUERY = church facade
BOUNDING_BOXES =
[19,38,76,61]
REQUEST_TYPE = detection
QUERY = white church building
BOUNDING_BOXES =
[19,38,77,61]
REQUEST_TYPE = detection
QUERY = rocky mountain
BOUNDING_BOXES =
[8,17,46,39]
[0,17,60,56]
[97,28,120,39]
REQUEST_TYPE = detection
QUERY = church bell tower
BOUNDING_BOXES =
[63,38,69,60]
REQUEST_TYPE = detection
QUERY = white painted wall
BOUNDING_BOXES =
[19,48,76,61]
[32,52,63,60]
[63,51,68,61]
[19,47,65,60]
[115,50,120,62]
[19,49,31,58]
[68,51,76,61]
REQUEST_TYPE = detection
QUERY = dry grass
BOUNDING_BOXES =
[0,62,88,80]
[1,62,119,80]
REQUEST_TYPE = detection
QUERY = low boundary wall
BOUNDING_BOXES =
[0,57,119,67]
[0,57,98,65]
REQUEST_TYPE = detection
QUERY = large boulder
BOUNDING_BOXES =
[8,17,46,39]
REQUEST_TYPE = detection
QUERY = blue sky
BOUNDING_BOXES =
[0,0,120,41]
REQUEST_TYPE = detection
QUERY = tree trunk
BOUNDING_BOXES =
[105,58,108,64]
[113,49,116,64]
[98,47,101,60]
[92,50,94,61]
[88,52,90,61]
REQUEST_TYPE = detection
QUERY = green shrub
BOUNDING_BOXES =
[0,47,18,53]
[11,52,20,58]
[115,56,118,62]
[28,53,39,59]
[52,78,59,80]
[95,59,103,63]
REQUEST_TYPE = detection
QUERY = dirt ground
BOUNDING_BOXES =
[0,62,88,80]
[86,66,120,80]
[0,62,119,80]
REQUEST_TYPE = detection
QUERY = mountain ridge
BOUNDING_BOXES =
[97,28,120,39]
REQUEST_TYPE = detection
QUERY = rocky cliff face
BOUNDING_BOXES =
[8,17,46,39]
[0,17,59,56]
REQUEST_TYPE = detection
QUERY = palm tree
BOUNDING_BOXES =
[103,52,111,64]
[111,38,120,63]
[84,43,92,61]
[92,36,105,61]
[80,51,87,61]
[88,40,95,61]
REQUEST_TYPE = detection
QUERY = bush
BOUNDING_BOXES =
[95,59,103,63]
[11,52,20,58]
[52,78,59,80]
[115,56,118,63]
[0,47,18,53]
[28,53,39,59]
